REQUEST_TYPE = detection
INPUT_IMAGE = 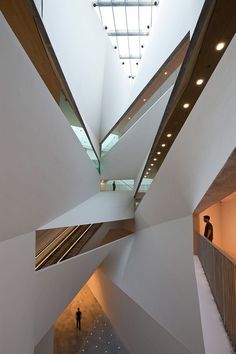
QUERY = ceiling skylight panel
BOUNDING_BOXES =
[117,36,129,57]
[126,6,139,31]
[139,6,151,31]
[100,7,115,31]
[130,59,139,76]
[129,36,140,58]
[93,0,159,79]
[113,7,127,31]
[121,59,131,75]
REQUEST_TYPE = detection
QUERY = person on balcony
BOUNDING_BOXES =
[203,215,213,242]
[112,181,116,191]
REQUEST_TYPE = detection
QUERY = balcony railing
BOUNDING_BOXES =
[198,234,236,350]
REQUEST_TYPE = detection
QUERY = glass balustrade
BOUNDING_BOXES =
[100,179,134,191]
[60,92,100,171]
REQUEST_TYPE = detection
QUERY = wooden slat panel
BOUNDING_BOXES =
[198,235,236,350]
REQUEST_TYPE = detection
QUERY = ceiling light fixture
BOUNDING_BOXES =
[153,158,157,161]
[164,71,168,75]
[183,103,190,109]
[146,172,149,175]
[216,42,225,51]
[196,79,204,86]
[143,98,146,102]
[148,168,151,171]
[151,164,154,166]
[161,144,166,147]
[128,117,131,120]
[157,151,161,155]
[167,133,172,138]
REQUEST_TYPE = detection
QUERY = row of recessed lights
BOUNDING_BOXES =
[128,68,171,120]
[182,42,226,109]
[144,42,226,179]
[144,133,172,177]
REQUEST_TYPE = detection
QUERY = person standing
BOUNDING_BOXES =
[203,215,213,242]
[76,307,82,330]
[112,181,116,191]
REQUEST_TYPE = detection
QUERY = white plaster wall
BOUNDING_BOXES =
[99,0,204,139]
[100,40,131,140]
[41,192,134,229]
[101,86,173,180]
[42,0,107,148]
[130,0,204,103]
[34,327,54,354]
[220,194,236,258]
[136,34,236,229]
[0,233,35,354]
[0,14,99,242]
[88,270,191,354]
[100,216,205,354]
[34,240,121,345]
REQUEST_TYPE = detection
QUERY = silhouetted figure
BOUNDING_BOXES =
[112,181,116,191]
[203,215,213,242]
[76,307,82,330]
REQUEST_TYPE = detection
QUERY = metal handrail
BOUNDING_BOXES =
[57,224,93,262]
[35,226,80,270]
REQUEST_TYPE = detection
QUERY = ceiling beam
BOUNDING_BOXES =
[108,30,149,36]
[94,1,159,7]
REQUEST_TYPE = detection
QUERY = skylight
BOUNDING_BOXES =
[94,0,159,80]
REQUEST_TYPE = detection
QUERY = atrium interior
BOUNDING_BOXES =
[0,0,236,353]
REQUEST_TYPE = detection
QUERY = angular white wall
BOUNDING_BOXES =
[0,233,35,354]
[101,87,173,180]
[89,270,191,354]
[130,0,204,103]
[40,191,134,229]
[136,34,236,229]
[0,13,99,242]
[41,0,107,148]
[34,327,54,354]
[34,239,128,345]
[97,217,205,354]
[90,31,236,354]
[100,40,131,139]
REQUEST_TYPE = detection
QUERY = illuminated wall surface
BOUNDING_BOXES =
[199,192,236,258]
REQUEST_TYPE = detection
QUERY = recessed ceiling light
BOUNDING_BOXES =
[148,168,151,171]
[153,158,157,161]
[167,133,172,138]
[216,42,225,51]
[183,103,190,109]
[128,117,131,120]
[196,79,204,86]
[164,71,168,75]
[151,164,154,166]
[143,98,146,102]
[161,144,166,147]
[144,176,147,178]
[146,172,149,175]
[157,151,161,155]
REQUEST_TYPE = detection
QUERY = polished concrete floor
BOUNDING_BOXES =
[54,284,129,354]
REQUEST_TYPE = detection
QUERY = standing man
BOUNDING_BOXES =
[112,181,116,191]
[76,307,82,330]
[203,215,213,242]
